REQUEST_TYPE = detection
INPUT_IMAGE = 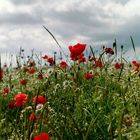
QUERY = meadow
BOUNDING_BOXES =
[0,30,140,140]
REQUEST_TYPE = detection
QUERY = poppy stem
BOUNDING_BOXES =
[27,87,40,139]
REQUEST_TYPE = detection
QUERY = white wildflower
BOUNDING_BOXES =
[26,106,32,111]
[36,104,43,111]
[47,68,54,75]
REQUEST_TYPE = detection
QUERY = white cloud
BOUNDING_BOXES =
[0,0,14,13]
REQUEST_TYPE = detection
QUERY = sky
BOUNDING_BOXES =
[0,0,140,64]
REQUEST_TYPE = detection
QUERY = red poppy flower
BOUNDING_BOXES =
[84,73,93,80]
[132,61,140,74]
[33,95,46,105]
[8,100,15,109]
[72,53,85,61]
[47,57,54,65]
[28,69,36,74]
[34,133,50,140]
[69,43,86,60]
[79,57,86,63]
[114,63,123,69]
[20,79,27,85]
[38,73,44,80]
[29,112,41,122]
[29,112,35,121]
[59,61,68,68]
[94,59,103,68]
[42,55,48,59]
[3,87,10,94]
[29,61,36,67]
[42,54,54,65]
[0,69,3,80]
[105,48,114,55]
[14,93,28,107]
[132,61,140,67]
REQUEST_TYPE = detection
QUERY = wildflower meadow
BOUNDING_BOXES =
[1,27,140,140]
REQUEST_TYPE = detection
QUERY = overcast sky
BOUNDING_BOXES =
[0,0,140,62]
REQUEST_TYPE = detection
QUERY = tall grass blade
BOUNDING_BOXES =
[90,46,95,58]
[43,26,67,57]
[130,36,136,54]
[113,39,117,56]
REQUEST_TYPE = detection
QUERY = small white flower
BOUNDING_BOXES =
[48,106,54,112]
[21,109,26,113]
[20,114,23,118]
[36,104,43,111]
[47,68,54,75]
[0,119,5,123]
[55,83,61,89]
[89,70,94,75]
[26,106,32,110]
[75,88,80,92]
[85,123,88,127]
[63,80,70,87]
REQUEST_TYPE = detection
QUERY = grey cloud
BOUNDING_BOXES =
[48,10,107,27]
[98,0,130,5]
[111,0,130,5]
[43,6,115,42]
[0,12,44,25]
[9,0,37,5]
